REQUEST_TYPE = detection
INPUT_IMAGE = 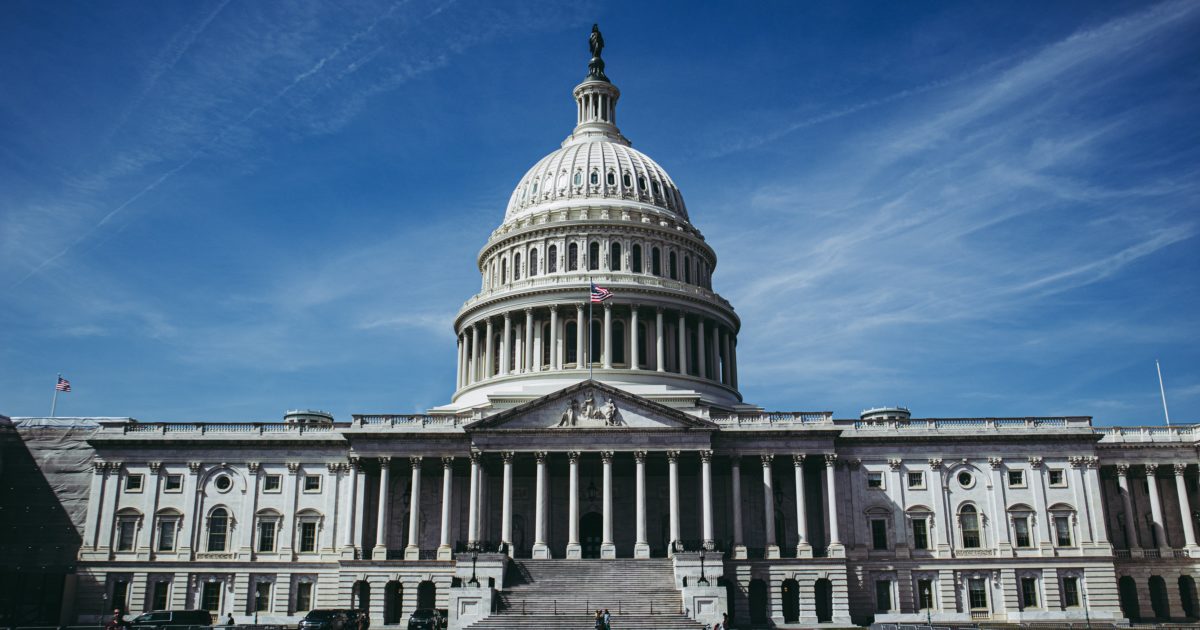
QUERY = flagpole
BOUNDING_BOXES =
[51,373,60,418]
[1157,359,1171,426]
[588,279,594,381]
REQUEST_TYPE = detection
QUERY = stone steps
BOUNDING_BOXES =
[464,613,706,629]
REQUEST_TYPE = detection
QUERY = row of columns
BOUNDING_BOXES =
[1114,463,1198,551]
[455,304,738,390]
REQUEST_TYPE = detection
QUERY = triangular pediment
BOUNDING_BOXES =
[466,380,717,431]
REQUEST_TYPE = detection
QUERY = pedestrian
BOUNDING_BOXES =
[224,613,235,627]
[105,610,128,630]
[593,609,603,629]
[602,608,611,629]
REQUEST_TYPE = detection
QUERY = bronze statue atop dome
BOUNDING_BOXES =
[587,24,609,82]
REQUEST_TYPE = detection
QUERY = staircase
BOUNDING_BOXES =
[464,558,706,629]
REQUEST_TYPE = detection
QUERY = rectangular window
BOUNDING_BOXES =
[151,581,170,611]
[875,580,892,613]
[1049,469,1066,487]
[125,474,144,492]
[201,581,221,612]
[112,579,130,610]
[264,475,282,492]
[164,474,183,492]
[157,519,176,551]
[258,521,276,552]
[117,520,136,551]
[871,519,889,550]
[295,582,313,612]
[867,471,884,489]
[1020,577,1039,609]
[254,582,272,613]
[907,471,925,489]
[303,475,321,492]
[1007,470,1025,487]
[968,578,988,610]
[912,519,929,550]
[917,579,935,610]
[1062,577,1080,607]
[1055,516,1073,547]
[299,522,318,553]
[1013,516,1031,548]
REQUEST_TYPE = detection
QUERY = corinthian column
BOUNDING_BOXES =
[549,307,560,370]
[1145,463,1166,550]
[602,303,613,369]
[677,311,688,375]
[524,308,534,372]
[655,308,665,372]
[630,306,640,370]
[576,304,585,370]
[701,450,714,549]
[467,453,480,545]
[825,454,842,553]
[1116,464,1139,549]
[373,457,391,559]
[567,451,581,559]
[634,451,649,558]
[532,452,550,558]
[696,319,707,379]
[601,451,616,558]
[668,450,680,555]
[501,452,514,557]
[731,457,746,558]
[1174,464,1198,550]
[438,457,453,560]
[794,454,811,557]
[404,457,422,560]
[762,454,779,559]
[484,318,494,379]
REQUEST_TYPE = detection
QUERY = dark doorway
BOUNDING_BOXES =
[1181,576,1198,619]
[782,579,799,623]
[749,579,768,624]
[417,581,436,610]
[1150,575,1170,620]
[1119,575,1140,621]
[815,578,834,623]
[582,512,602,558]
[353,581,370,612]
[384,581,402,624]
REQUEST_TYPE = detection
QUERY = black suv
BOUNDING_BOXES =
[406,608,443,630]
[130,610,212,630]
[298,610,347,630]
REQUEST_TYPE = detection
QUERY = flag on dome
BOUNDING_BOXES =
[590,283,612,303]
[56,375,71,392]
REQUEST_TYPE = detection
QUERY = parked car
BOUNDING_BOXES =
[339,609,369,630]
[297,609,347,630]
[405,609,443,630]
[130,610,212,630]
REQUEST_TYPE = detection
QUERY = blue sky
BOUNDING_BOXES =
[2,1,1197,424]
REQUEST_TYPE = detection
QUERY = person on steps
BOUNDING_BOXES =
[594,609,603,629]
[602,608,611,629]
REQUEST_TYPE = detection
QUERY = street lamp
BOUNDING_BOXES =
[468,544,480,587]
[697,548,709,586]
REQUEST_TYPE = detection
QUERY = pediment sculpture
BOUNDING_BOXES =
[555,392,623,427]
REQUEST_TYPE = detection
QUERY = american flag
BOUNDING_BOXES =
[55,376,71,392]
[590,283,612,303]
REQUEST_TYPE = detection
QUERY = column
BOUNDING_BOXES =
[524,308,534,372]
[825,454,842,550]
[1116,464,1139,548]
[701,450,714,549]
[668,450,681,554]
[1145,463,1166,550]
[634,451,649,558]
[1084,457,1109,546]
[762,454,779,558]
[373,457,391,558]
[731,457,746,558]
[697,318,707,379]
[601,451,616,558]
[533,314,543,371]
[575,304,585,370]
[549,307,560,370]
[602,303,613,369]
[467,453,480,546]
[928,459,949,553]
[794,454,811,557]
[677,311,688,375]
[567,451,582,558]
[532,452,550,558]
[630,306,641,370]
[469,326,479,383]
[438,457,453,560]
[1029,457,1052,548]
[989,458,1011,553]
[499,313,511,376]
[353,460,367,553]
[404,457,422,560]
[730,336,738,389]
[1069,457,1095,545]
[484,318,494,379]
[455,336,463,389]
[655,308,665,372]
[1174,464,1197,549]
[721,330,731,385]
[711,325,720,384]
[342,458,360,556]
[501,452,514,557]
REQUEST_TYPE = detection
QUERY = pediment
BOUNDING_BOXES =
[466,380,717,431]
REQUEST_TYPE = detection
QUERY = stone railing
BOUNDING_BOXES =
[1096,425,1199,443]
[847,417,1090,432]
[461,272,734,311]
[711,412,833,427]
[115,422,340,435]
[352,415,465,429]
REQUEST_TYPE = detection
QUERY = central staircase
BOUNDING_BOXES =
[464,558,706,629]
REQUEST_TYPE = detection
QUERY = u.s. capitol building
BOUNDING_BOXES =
[4,28,1198,630]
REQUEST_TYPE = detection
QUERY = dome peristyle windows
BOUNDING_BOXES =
[606,171,615,186]
[590,171,599,186]
[573,171,583,187]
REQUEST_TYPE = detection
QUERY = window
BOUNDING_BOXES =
[917,579,935,610]
[957,471,974,487]
[652,180,660,195]
[669,251,677,279]
[264,475,282,492]
[588,242,600,271]
[606,171,615,186]
[207,508,229,552]
[631,244,642,273]
[295,582,313,612]
[613,321,626,364]
[622,172,631,188]
[501,259,508,283]
[1008,470,1025,487]
[912,518,929,550]
[875,580,892,612]
[566,322,578,363]
[513,253,521,280]
[112,579,130,610]
[573,171,582,186]
[151,581,170,611]
[1062,577,1080,607]
[684,255,691,283]
[968,577,988,610]
[637,175,646,191]
[258,519,277,552]
[651,248,661,276]
[254,582,272,613]
[117,519,137,551]
[871,519,888,550]
[125,474,144,492]
[299,522,318,553]
[548,245,558,273]
[1049,469,1066,487]
[157,516,177,551]
[568,243,579,271]
[214,475,232,492]
[1013,516,1032,548]
[867,471,884,489]
[907,471,925,489]
[164,474,183,492]
[610,242,621,271]
[1020,577,1039,609]
[201,581,222,611]
[1054,516,1073,547]
[303,475,321,492]
[960,505,981,548]
[589,171,598,186]
[529,248,539,276]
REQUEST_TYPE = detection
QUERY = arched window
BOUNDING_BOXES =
[114,508,142,552]
[568,243,579,271]
[613,321,626,365]
[606,171,615,186]
[513,253,521,280]
[588,242,600,271]
[960,504,981,548]
[651,248,661,276]
[610,242,622,271]
[501,259,508,284]
[566,322,578,364]
[638,175,647,191]
[590,171,599,186]
[573,171,582,186]
[631,244,642,273]
[622,172,632,188]
[548,245,558,273]
[207,507,229,552]
[684,255,691,283]
[529,249,539,277]
[669,251,678,280]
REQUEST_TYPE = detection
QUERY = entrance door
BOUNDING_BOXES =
[581,512,602,558]
[815,578,833,623]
